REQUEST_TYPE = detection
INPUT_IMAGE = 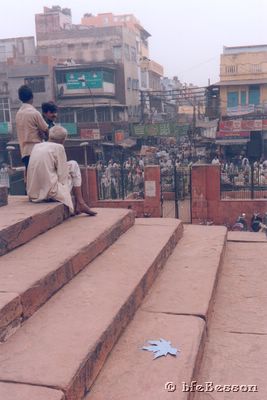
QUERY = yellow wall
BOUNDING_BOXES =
[220,49,267,115]
[220,51,267,81]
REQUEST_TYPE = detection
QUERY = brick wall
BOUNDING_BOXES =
[191,164,267,225]
[81,165,161,218]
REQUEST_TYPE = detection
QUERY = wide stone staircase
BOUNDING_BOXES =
[0,196,227,400]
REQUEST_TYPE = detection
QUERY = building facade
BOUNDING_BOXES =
[217,45,267,158]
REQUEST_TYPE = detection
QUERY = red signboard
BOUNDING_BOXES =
[80,128,101,140]
[220,120,267,132]
[114,130,125,143]
[217,131,250,139]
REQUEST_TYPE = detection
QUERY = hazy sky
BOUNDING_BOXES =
[1,0,267,86]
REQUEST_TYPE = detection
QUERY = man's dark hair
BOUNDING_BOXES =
[18,85,33,103]
[42,102,58,114]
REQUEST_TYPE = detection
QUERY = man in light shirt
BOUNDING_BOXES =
[15,85,49,170]
[27,125,97,216]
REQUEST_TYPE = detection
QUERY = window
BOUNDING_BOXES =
[56,71,67,84]
[141,70,147,88]
[250,64,261,73]
[132,79,139,90]
[68,44,75,51]
[227,91,238,108]
[124,44,130,61]
[249,85,260,105]
[0,97,10,122]
[127,77,132,90]
[113,109,124,122]
[131,46,137,62]
[97,108,111,122]
[113,46,122,61]
[103,70,115,84]
[58,109,75,123]
[76,109,95,123]
[226,65,238,74]
[241,90,247,106]
[24,77,45,93]
[82,43,89,49]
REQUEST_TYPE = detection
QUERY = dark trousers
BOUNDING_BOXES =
[21,156,30,195]
[21,156,30,171]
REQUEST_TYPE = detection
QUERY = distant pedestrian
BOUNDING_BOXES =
[211,155,220,165]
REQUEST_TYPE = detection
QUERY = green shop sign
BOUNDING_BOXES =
[58,123,77,136]
[133,123,189,137]
[66,71,103,90]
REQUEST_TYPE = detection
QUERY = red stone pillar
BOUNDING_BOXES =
[205,165,221,222]
[144,165,161,217]
[191,165,208,223]
[81,167,98,206]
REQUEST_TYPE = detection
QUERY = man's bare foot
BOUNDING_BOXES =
[76,202,97,216]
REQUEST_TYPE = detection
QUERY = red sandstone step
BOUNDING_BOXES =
[228,230,267,242]
[87,312,205,400]
[194,242,267,399]
[0,208,134,342]
[0,219,182,400]
[0,382,64,400]
[142,225,227,321]
[0,196,68,256]
[87,225,226,400]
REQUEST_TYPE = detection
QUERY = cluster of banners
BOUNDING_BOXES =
[219,119,267,132]
[133,123,189,137]
[217,119,267,143]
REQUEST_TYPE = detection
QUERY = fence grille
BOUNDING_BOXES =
[221,164,267,199]
[97,165,144,200]
[160,165,191,200]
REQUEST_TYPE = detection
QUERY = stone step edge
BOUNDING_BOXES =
[202,232,227,325]
[189,236,228,400]
[0,203,69,256]
[0,211,135,343]
[65,222,183,400]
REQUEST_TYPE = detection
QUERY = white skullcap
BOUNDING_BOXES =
[49,125,68,141]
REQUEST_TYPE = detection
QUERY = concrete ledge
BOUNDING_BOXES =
[0,382,64,400]
[0,196,69,256]
[0,208,134,342]
[0,219,182,400]
[88,312,205,400]
[142,225,227,321]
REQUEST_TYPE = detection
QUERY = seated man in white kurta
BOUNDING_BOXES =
[27,125,97,216]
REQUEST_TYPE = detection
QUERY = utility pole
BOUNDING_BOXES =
[192,97,196,158]
[140,90,145,123]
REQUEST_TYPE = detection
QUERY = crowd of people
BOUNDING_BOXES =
[212,155,267,187]
[96,157,145,200]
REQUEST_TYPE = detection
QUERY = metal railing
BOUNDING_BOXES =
[97,165,144,200]
[160,165,191,200]
[221,164,267,199]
